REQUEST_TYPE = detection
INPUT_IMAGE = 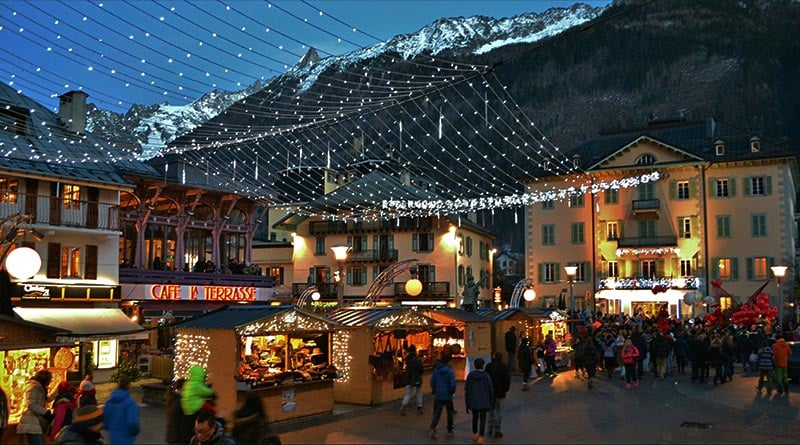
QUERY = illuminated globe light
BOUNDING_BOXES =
[405,278,423,297]
[311,291,321,301]
[523,288,536,302]
[5,247,41,279]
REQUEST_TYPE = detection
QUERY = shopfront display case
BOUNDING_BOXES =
[422,308,492,380]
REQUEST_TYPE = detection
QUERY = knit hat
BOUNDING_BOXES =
[79,379,95,392]
[74,404,104,426]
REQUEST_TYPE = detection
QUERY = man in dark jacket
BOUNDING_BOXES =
[429,353,456,439]
[465,358,494,443]
[651,331,670,380]
[190,410,236,445]
[485,352,510,438]
[631,328,648,379]
[504,326,518,372]
[400,345,425,416]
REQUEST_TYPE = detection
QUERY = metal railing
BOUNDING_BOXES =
[119,268,275,287]
[617,235,678,247]
[348,249,398,262]
[393,281,450,298]
[632,199,660,211]
[0,193,118,230]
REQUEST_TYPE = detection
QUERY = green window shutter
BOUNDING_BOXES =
[412,233,418,251]
[729,178,736,197]
[429,265,435,282]
[373,236,378,252]
[347,236,353,247]
[584,261,592,282]
[677,217,685,238]
[708,178,717,198]
[656,259,665,276]
[769,257,775,268]
[711,257,719,279]
[689,178,698,199]
[731,258,739,280]
[691,216,699,238]
[373,266,379,280]
[765,176,772,194]
[361,237,368,251]
[346,267,352,285]
[427,233,434,252]
[389,235,394,250]
[669,180,677,200]
[555,263,561,282]
[746,258,754,280]
[538,263,544,283]
[744,177,752,196]
[361,268,368,284]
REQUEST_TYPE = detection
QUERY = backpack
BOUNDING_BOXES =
[757,347,774,371]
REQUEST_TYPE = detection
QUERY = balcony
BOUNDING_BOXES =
[632,199,660,218]
[0,193,118,230]
[393,281,450,299]
[308,217,434,235]
[617,235,678,248]
[348,249,398,263]
[291,282,338,300]
[120,268,275,287]
[598,276,699,291]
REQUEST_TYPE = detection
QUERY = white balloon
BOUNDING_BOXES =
[703,296,716,304]
[683,292,695,305]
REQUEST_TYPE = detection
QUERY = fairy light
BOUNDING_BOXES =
[237,310,335,336]
[174,332,211,380]
[331,330,352,383]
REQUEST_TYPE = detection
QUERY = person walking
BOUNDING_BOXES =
[464,358,493,445]
[182,365,217,418]
[583,333,600,389]
[53,404,104,445]
[518,336,533,390]
[602,335,616,379]
[673,332,689,375]
[709,336,725,385]
[429,353,456,439]
[572,335,586,379]
[621,338,640,389]
[78,374,96,407]
[399,345,425,416]
[755,340,775,394]
[190,410,236,445]
[772,334,793,395]
[504,326,518,372]
[651,331,669,380]
[103,377,141,445]
[49,382,77,441]
[484,352,510,439]
[543,333,558,377]
[17,370,53,445]
[233,392,278,445]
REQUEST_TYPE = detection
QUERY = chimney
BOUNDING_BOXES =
[58,91,89,134]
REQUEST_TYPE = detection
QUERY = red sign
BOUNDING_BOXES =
[149,285,256,301]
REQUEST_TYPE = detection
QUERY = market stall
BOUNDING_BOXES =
[421,308,492,380]
[481,308,542,373]
[326,307,436,405]
[538,308,573,368]
[174,305,339,423]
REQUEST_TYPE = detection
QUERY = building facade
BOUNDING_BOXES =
[523,117,798,321]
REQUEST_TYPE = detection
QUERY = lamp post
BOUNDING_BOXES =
[564,265,577,332]
[771,265,788,327]
[331,243,351,309]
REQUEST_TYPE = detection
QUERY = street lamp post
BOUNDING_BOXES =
[771,265,788,327]
[331,243,351,309]
[564,265,577,331]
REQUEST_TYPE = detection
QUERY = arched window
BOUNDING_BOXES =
[635,154,656,165]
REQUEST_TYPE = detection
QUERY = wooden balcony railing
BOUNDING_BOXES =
[0,193,118,230]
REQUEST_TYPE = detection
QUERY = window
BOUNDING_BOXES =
[350,235,368,253]
[541,263,559,283]
[569,194,584,208]
[751,214,767,237]
[61,246,82,278]
[606,222,618,240]
[575,262,588,282]
[465,236,473,257]
[346,266,368,286]
[676,181,690,200]
[713,257,739,280]
[458,265,465,286]
[638,182,656,200]
[745,176,771,196]
[315,237,325,255]
[680,259,692,277]
[417,264,435,283]
[479,241,485,260]
[373,265,393,284]
[412,232,434,252]
[0,177,18,203]
[607,261,619,278]
[641,260,656,277]
[678,217,691,239]
[636,154,656,165]
[638,220,656,238]
[605,188,619,204]
[542,200,555,210]
[716,178,730,198]
[571,222,585,244]
[715,143,725,156]
[748,257,770,280]
[542,225,555,245]
[750,138,760,152]
[269,266,285,285]
[716,215,731,238]
[63,184,81,210]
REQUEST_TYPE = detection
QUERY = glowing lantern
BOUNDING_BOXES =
[405,278,423,297]
[5,247,41,279]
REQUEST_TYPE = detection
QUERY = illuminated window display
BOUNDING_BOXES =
[238,333,337,387]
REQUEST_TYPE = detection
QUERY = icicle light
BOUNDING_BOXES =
[174,332,211,380]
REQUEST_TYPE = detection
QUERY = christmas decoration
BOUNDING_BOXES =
[730,293,778,326]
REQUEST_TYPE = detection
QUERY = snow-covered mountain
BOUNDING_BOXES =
[86,3,604,159]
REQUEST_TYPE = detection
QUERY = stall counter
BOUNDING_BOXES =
[237,379,333,423]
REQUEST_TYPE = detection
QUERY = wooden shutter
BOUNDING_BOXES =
[412,233,418,251]
[86,187,99,229]
[708,178,716,198]
[729,178,737,197]
[24,178,38,218]
[47,242,61,278]
[85,245,98,280]
[427,233,433,252]
[746,258,754,280]
[765,176,772,194]
[538,263,544,283]
[49,182,61,225]
[689,178,698,199]
[711,257,719,279]
[731,258,739,280]
[669,180,677,200]
[744,177,752,196]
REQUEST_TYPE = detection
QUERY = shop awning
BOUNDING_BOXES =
[326,307,436,329]
[177,305,338,336]
[13,307,148,341]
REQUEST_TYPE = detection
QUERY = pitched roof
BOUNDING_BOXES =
[0,84,158,185]
[326,307,436,329]
[176,305,337,334]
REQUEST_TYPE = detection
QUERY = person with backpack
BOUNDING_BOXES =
[755,340,775,394]
[429,353,456,439]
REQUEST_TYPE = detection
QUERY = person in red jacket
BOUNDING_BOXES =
[772,335,793,395]
[49,381,77,441]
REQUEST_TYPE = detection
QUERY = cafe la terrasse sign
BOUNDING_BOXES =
[150,284,258,301]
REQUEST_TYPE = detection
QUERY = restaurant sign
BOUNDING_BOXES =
[149,284,258,301]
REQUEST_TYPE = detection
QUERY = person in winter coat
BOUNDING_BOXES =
[650,331,670,380]
[543,333,558,377]
[49,381,78,441]
[399,345,425,416]
[584,334,600,389]
[166,379,195,445]
[103,377,141,445]
[429,353,456,439]
[518,337,533,390]
[689,333,709,383]
[673,332,689,374]
[232,392,275,445]
[78,375,96,407]
[464,358,494,445]
[504,326,518,372]
[602,335,617,379]
[53,404,104,445]
[182,366,216,417]
[16,369,53,445]
[484,352,510,438]
[772,335,793,395]
[190,410,236,445]
[755,340,775,393]
[572,336,586,379]
[621,338,640,388]
[709,337,725,385]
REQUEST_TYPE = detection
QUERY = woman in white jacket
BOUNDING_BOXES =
[16,370,53,445]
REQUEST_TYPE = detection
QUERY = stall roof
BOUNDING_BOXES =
[482,308,547,322]
[13,307,147,341]
[327,307,436,329]
[176,305,337,336]
[425,308,490,323]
